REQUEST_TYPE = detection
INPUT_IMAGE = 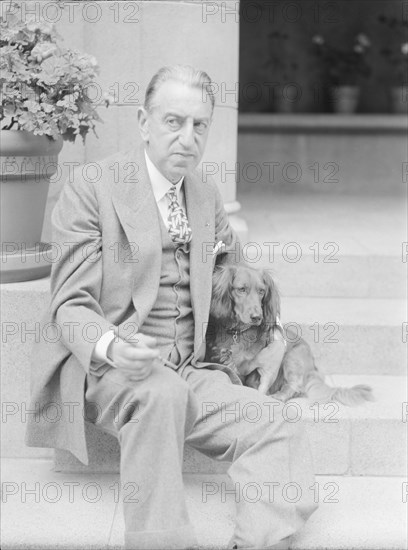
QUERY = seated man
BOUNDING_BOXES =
[26,65,318,550]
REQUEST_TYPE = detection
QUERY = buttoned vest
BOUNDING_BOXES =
[139,213,195,366]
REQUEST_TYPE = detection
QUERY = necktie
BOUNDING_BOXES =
[167,185,192,245]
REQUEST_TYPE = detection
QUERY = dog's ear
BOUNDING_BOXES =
[210,265,236,322]
[261,269,280,329]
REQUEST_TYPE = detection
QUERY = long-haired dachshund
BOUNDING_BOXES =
[205,264,373,406]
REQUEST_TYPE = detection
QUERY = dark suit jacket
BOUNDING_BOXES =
[25,146,239,464]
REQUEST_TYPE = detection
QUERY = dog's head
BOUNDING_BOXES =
[209,264,280,329]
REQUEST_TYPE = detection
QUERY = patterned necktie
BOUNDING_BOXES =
[167,185,192,245]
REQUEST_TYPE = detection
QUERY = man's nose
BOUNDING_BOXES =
[178,121,194,149]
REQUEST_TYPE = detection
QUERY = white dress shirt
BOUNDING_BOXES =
[144,149,186,228]
[91,149,186,367]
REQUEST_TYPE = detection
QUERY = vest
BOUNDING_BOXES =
[139,213,195,366]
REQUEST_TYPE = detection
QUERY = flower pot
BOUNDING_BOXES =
[390,86,408,114]
[274,95,297,113]
[273,84,298,113]
[0,130,63,283]
[330,86,360,114]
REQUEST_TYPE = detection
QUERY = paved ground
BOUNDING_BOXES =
[2,458,407,550]
[238,189,407,257]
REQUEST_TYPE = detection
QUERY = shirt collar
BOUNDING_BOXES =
[144,149,184,203]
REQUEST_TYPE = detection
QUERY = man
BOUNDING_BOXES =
[26,65,317,549]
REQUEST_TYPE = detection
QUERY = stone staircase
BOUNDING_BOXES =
[2,459,406,550]
[1,186,407,548]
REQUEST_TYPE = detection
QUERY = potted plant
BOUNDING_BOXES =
[311,33,372,114]
[378,15,408,114]
[0,6,107,283]
[265,30,299,113]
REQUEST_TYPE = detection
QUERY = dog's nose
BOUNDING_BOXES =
[250,313,261,323]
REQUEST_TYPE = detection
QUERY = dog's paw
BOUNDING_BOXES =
[217,347,233,365]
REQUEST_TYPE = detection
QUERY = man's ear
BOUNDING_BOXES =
[137,107,150,143]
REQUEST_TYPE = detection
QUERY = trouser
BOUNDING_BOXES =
[84,362,318,549]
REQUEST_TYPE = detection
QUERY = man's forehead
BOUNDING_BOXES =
[151,80,213,118]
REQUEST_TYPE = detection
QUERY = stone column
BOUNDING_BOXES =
[43,0,247,241]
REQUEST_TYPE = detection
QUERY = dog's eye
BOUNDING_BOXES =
[237,287,246,293]
[258,289,265,295]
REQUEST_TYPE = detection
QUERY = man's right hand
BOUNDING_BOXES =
[107,333,160,382]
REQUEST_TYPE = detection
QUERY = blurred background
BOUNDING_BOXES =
[239,0,407,114]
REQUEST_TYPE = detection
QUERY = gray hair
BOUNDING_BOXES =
[144,65,216,112]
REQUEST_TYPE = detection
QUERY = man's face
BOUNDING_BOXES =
[138,80,213,182]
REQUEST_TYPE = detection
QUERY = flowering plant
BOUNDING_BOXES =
[265,30,298,82]
[0,7,107,142]
[378,15,408,86]
[311,33,372,86]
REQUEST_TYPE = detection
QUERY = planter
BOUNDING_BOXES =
[390,86,408,114]
[0,130,63,283]
[274,95,297,114]
[273,84,298,113]
[330,86,360,114]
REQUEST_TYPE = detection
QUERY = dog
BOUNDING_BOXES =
[205,264,374,406]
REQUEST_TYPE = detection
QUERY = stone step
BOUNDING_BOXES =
[1,458,406,549]
[53,375,407,477]
[280,296,406,376]
[1,277,405,463]
[257,253,407,299]
[237,190,407,299]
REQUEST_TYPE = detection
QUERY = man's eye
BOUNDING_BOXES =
[194,121,207,134]
[167,118,181,130]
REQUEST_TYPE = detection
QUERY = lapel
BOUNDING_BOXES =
[111,146,162,326]
[111,147,215,353]
[184,171,215,352]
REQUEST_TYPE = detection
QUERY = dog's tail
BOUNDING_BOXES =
[305,371,374,407]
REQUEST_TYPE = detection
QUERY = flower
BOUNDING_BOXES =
[30,42,58,62]
[0,5,107,142]
[74,53,99,71]
[26,18,55,36]
[312,35,324,46]
[378,15,408,85]
[87,55,98,68]
[356,34,371,48]
[103,92,115,106]
[311,33,372,86]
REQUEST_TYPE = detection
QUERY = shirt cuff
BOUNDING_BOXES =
[90,329,116,371]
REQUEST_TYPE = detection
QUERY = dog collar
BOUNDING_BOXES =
[226,324,256,344]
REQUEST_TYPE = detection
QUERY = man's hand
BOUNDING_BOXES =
[107,333,160,383]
